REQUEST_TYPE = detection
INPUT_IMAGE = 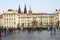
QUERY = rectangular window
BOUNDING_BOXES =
[7,15,8,17]
[9,18,10,20]
[14,22,16,24]
[7,18,8,20]
[9,15,10,17]
[14,15,15,16]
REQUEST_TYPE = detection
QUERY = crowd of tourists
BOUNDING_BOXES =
[0,26,58,37]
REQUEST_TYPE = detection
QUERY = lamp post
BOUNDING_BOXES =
[21,23,24,28]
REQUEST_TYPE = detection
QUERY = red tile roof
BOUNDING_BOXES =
[32,13,44,15]
[0,14,3,18]
[18,13,44,16]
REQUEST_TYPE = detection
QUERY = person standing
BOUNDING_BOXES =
[49,26,53,35]
[53,27,56,35]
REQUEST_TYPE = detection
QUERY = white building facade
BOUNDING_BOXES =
[0,9,60,28]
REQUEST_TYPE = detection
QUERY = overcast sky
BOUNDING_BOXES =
[0,0,60,14]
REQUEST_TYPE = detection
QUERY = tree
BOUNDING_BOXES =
[17,23,20,31]
[21,23,24,28]
[17,23,20,27]
[32,20,38,28]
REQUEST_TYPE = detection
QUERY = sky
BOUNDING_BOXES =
[0,0,60,14]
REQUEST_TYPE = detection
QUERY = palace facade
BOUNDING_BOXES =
[0,6,60,28]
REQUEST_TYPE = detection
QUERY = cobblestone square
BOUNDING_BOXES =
[0,30,60,40]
